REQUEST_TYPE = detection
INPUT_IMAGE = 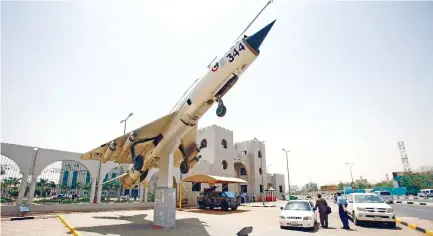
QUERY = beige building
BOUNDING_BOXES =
[179,125,286,205]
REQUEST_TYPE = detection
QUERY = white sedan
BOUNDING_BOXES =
[279,200,317,230]
[347,193,396,228]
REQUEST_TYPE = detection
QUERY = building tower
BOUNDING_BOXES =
[397,141,411,172]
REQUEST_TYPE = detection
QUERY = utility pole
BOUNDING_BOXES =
[254,137,265,206]
[282,149,291,200]
[346,162,355,188]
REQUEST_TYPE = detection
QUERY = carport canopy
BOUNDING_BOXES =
[179,174,248,208]
[181,174,248,184]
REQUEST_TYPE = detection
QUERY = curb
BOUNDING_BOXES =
[395,201,429,206]
[1,214,57,221]
[241,204,276,208]
[57,215,80,236]
[396,218,433,236]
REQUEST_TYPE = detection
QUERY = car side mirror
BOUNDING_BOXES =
[280,207,283,210]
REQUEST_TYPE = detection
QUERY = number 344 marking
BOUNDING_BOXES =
[226,42,246,63]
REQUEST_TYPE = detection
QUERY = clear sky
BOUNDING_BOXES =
[2,1,432,187]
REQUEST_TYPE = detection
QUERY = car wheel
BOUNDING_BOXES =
[388,222,396,228]
[209,206,214,210]
[354,216,361,226]
[280,226,286,230]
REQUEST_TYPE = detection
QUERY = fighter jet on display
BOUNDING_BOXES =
[80,3,276,190]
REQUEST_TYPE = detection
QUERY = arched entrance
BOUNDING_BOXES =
[35,160,91,204]
[148,171,177,202]
[234,162,248,194]
[102,166,125,202]
[1,155,23,205]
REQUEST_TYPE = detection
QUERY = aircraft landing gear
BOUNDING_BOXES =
[215,97,227,117]
[180,161,190,174]
[178,144,190,174]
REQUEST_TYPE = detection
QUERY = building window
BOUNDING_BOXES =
[200,139,207,148]
[243,151,247,155]
[221,139,227,149]
[279,185,283,193]
[222,183,228,191]
[240,168,247,176]
[241,185,247,193]
[259,167,262,175]
[260,184,263,193]
[192,182,201,192]
[258,151,262,158]
[222,160,228,169]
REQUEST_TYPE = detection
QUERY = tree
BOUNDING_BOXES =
[373,181,393,188]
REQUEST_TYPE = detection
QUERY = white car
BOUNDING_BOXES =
[373,190,393,204]
[347,193,396,228]
[419,189,433,198]
[279,200,317,230]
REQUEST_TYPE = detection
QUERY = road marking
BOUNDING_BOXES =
[57,215,80,236]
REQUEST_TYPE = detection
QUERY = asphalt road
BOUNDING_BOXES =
[393,203,433,221]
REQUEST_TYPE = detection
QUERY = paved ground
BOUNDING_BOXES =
[0,202,428,236]
[0,217,70,236]
[393,203,433,221]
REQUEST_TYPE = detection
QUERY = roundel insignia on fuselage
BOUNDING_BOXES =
[211,62,219,72]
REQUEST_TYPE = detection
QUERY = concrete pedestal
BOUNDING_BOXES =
[153,187,176,229]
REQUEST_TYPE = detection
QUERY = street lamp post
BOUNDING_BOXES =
[254,137,265,206]
[120,113,134,135]
[119,113,133,197]
[282,149,291,200]
[346,162,355,188]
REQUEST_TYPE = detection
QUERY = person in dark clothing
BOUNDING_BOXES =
[336,192,350,230]
[315,194,329,228]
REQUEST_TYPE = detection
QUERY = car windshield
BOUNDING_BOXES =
[355,195,385,203]
[380,191,391,195]
[284,202,311,211]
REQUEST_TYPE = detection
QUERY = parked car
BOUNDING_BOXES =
[346,193,396,228]
[197,186,239,211]
[279,200,317,230]
[418,189,433,198]
[373,190,393,204]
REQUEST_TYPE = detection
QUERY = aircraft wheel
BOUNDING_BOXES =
[216,105,227,117]
[180,161,189,174]
[134,155,144,170]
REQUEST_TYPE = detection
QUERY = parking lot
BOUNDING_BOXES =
[1,201,426,236]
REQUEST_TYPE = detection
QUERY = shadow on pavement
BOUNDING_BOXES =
[358,222,402,230]
[74,213,211,236]
[184,209,250,215]
[282,222,320,233]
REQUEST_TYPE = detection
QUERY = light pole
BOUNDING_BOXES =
[282,149,291,200]
[254,137,265,206]
[346,162,355,188]
[120,113,134,135]
[119,113,133,197]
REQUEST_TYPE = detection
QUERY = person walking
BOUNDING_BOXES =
[336,192,350,230]
[315,194,329,228]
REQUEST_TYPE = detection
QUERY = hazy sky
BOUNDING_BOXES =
[2,1,432,187]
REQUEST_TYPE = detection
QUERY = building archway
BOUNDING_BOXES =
[1,155,23,205]
[234,161,248,194]
[35,160,91,203]
[147,171,177,202]
[102,166,125,201]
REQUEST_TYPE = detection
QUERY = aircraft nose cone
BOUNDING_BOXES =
[246,19,276,52]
